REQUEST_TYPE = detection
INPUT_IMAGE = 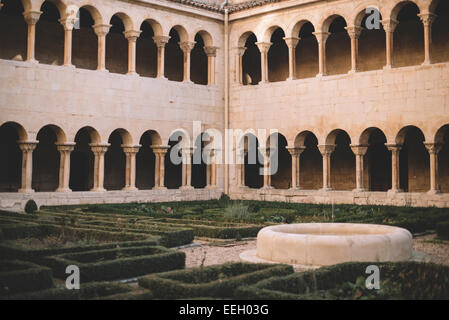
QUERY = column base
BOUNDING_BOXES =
[18,188,34,193]
[387,188,403,195]
[63,64,76,69]
[97,68,109,73]
[422,60,432,66]
[427,189,441,195]
[157,76,168,81]
[286,77,296,81]
[56,188,72,193]
[182,80,194,84]
[348,69,358,74]
[122,187,138,192]
[126,71,139,77]
[26,59,39,65]
[180,185,194,190]
[352,188,366,193]
[383,65,393,70]
[152,186,167,191]
[90,188,106,192]
[320,187,332,192]
[289,187,302,191]
[260,186,274,190]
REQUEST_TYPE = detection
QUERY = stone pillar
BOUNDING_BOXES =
[419,13,437,65]
[204,46,218,85]
[122,145,140,191]
[259,147,273,189]
[236,148,246,187]
[318,145,335,191]
[59,17,77,67]
[18,141,38,193]
[179,41,196,83]
[23,11,42,63]
[234,46,246,84]
[283,37,300,80]
[153,36,170,79]
[89,144,109,192]
[345,26,362,73]
[255,42,272,83]
[287,147,305,189]
[350,145,368,192]
[381,19,398,69]
[152,146,169,190]
[313,32,330,76]
[93,24,111,71]
[425,143,442,194]
[124,30,141,76]
[205,149,217,188]
[386,144,402,193]
[56,143,76,192]
[180,147,194,189]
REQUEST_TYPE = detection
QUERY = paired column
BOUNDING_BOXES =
[255,42,272,83]
[180,147,194,189]
[205,149,217,188]
[313,32,330,76]
[350,145,368,192]
[124,30,142,76]
[89,144,109,192]
[18,141,38,193]
[287,147,305,189]
[93,24,111,71]
[56,143,76,192]
[318,144,335,191]
[234,47,246,84]
[283,37,300,80]
[152,146,169,190]
[122,145,140,191]
[204,46,218,85]
[386,144,402,193]
[419,13,437,65]
[381,19,398,69]
[180,41,196,83]
[425,143,442,194]
[23,11,42,63]
[259,147,273,189]
[59,17,77,67]
[153,36,170,79]
[345,26,362,73]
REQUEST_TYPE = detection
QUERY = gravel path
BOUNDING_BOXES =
[413,233,449,266]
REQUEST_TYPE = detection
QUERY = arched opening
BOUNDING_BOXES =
[325,16,351,75]
[136,21,157,78]
[267,28,288,82]
[243,134,263,188]
[269,133,291,189]
[191,34,208,85]
[104,129,129,190]
[242,33,261,85]
[72,7,98,70]
[165,28,184,81]
[165,131,184,189]
[136,131,158,190]
[33,125,64,192]
[431,0,449,63]
[0,0,27,61]
[191,133,207,188]
[397,126,429,192]
[328,130,355,190]
[393,2,424,67]
[36,1,64,65]
[296,132,322,189]
[435,124,449,193]
[361,128,391,191]
[69,127,96,191]
[106,14,128,74]
[295,22,319,79]
[0,122,24,192]
[357,10,386,71]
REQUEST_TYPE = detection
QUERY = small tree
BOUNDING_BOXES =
[24,200,38,214]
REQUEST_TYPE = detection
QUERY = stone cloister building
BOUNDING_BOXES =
[0,0,448,211]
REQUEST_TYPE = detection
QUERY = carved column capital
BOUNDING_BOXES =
[123,30,141,42]
[93,24,112,37]
[385,143,402,152]
[418,12,437,27]
[152,35,170,47]
[381,19,399,33]
[283,37,300,49]
[18,140,38,152]
[59,17,77,31]
[121,144,141,154]
[89,143,110,154]
[286,146,305,157]
[345,26,362,39]
[312,31,330,44]
[151,145,170,154]
[179,41,196,53]
[318,144,336,156]
[424,142,443,154]
[56,142,76,153]
[204,46,218,57]
[255,41,272,53]
[350,144,369,156]
[233,46,247,56]
[23,11,42,25]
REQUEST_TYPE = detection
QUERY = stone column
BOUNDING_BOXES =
[318,145,335,191]
[205,149,217,188]
[56,143,76,192]
[259,147,273,189]
[59,17,77,67]
[419,13,437,65]
[287,147,305,189]
[386,144,402,193]
[236,148,246,187]
[23,11,42,63]
[204,46,218,85]
[255,42,272,83]
[425,143,442,194]
[152,146,169,190]
[283,37,300,80]
[89,144,109,192]
[381,19,398,69]
[153,36,170,79]
[345,26,362,73]
[93,24,111,71]
[124,30,141,76]
[234,46,246,84]
[180,147,194,189]
[180,41,196,83]
[313,32,330,76]
[350,145,368,192]
[18,141,38,193]
[122,145,140,191]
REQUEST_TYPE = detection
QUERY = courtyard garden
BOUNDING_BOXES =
[1,196,449,300]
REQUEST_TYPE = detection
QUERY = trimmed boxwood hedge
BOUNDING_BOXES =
[138,262,294,299]
[44,245,185,282]
[0,260,54,296]
[234,262,449,300]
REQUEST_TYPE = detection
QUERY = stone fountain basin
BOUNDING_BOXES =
[246,223,413,267]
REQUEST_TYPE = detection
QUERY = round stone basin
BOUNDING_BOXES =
[244,223,413,267]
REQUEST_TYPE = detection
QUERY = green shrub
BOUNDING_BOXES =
[24,200,38,214]
[436,221,449,240]
[219,193,231,206]
[224,202,250,220]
